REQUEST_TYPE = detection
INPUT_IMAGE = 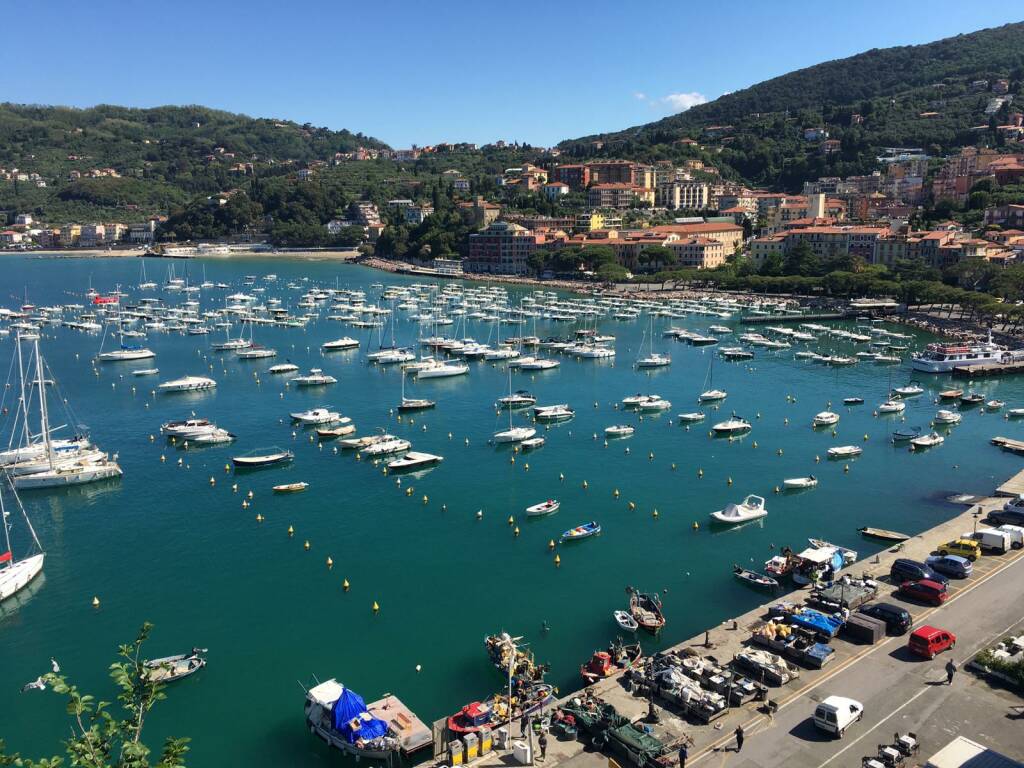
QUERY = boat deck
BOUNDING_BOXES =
[367,694,433,754]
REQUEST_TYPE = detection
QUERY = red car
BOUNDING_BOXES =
[908,626,957,659]
[898,578,948,606]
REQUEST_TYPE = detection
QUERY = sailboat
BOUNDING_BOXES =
[96,290,155,362]
[0,480,45,602]
[493,368,537,444]
[211,317,252,351]
[636,314,671,368]
[698,357,727,401]
[138,260,157,291]
[398,370,436,412]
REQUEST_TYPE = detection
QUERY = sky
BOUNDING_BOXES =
[6,1,1022,148]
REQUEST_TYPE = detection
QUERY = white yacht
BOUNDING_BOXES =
[812,411,840,427]
[712,415,751,435]
[14,455,123,489]
[711,495,767,525]
[322,337,359,351]
[161,418,221,439]
[237,345,277,359]
[677,412,705,423]
[268,363,300,374]
[910,432,944,449]
[415,361,469,379]
[360,438,412,457]
[97,345,156,362]
[158,376,217,392]
[533,404,575,422]
[912,330,1021,373]
[290,369,337,386]
[699,389,728,402]
[877,399,906,414]
[605,425,635,437]
[0,483,45,603]
[637,352,671,369]
[290,408,343,425]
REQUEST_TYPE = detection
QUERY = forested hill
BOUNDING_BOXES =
[559,22,1024,188]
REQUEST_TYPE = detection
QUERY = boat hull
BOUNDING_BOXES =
[0,554,45,602]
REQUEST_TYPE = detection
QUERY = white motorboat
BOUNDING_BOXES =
[987,399,1005,410]
[605,425,635,438]
[637,397,671,412]
[360,438,412,457]
[322,337,359,351]
[161,418,220,439]
[237,346,277,359]
[934,409,962,424]
[415,361,469,379]
[386,451,443,471]
[636,352,671,368]
[534,404,574,422]
[677,412,705,423]
[712,416,751,435]
[290,408,343,425]
[892,383,924,397]
[827,445,863,459]
[518,358,559,370]
[13,456,123,489]
[877,399,906,414]
[132,368,159,376]
[812,411,839,427]
[158,376,217,392]
[910,432,944,449]
[526,499,560,517]
[290,368,337,386]
[699,389,728,402]
[1008,408,1024,418]
[783,476,818,489]
[189,428,235,445]
[268,363,299,374]
[622,394,661,408]
[711,494,767,525]
[497,391,537,408]
[520,436,546,450]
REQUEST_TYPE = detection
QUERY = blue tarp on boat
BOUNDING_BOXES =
[331,687,389,743]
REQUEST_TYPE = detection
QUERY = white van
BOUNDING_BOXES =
[813,696,864,738]
[995,524,1024,549]
[962,528,1011,554]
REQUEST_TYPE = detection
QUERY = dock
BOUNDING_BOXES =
[995,466,1024,496]
[739,311,848,325]
[953,361,1024,377]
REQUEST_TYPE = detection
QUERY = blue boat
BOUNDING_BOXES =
[560,521,601,543]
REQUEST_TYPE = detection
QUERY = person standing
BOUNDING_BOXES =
[538,732,548,762]
[734,725,745,752]
[946,658,957,685]
[678,744,688,768]
[520,714,529,736]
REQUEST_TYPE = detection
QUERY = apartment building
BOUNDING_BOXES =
[466,221,549,275]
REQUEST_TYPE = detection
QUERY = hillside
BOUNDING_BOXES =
[560,22,1024,189]
[0,104,387,223]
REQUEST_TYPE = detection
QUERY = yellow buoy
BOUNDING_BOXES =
[815,455,821,463]
[373,601,380,613]
[304,540,311,551]
[476,510,483,520]
[752,441,758,449]
[727,477,733,485]
[405,487,413,496]
[774,486,781,494]
[256,513,263,522]
[628,501,636,510]
[692,521,699,530]
[671,463,677,470]
[554,554,561,567]
[698,468,704,477]
[652,509,659,518]
[209,476,216,485]
[288,525,294,537]
[514,526,520,537]
[232,483,238,492]
[844,464,850,473]
[242,500,249,509]
[247,490,254,499]
[548,539,556,550]
[160,454,166,463]
[648,451,654,460]
[422,495,429,505]
[582,480,588,489]
[92,596,100,608]
[777,448,783,456]
[613,488,620,498]
[343,579,350,591]
[326,556,334,569]
[559,472,565,481]
[509,456,515,465]
[225,463,231,473]
[508,515,515,525]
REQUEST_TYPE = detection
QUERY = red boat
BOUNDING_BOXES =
[579,642,642,684]
[447,701,494,735]
[446,682,554,735]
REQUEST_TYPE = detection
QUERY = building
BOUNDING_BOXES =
[749,225,889,267]
[659,182,711,211]
[0,230,24,245]
[667,236,727,269]
[587,184,654,209]
[387,199,414,210]
[404,205,434,225]
[59,225,81,247]
[14,213,32,226]
[452,178,471,193]
[457,197,501,228]
[650,222,744,254]
[350,202,382,227]
[986,204,1024,228]
[587,160,635,185]
[129,220,156,243]
[432,258,464,276]
[542,181,570,199]
[78,224,106,247]
[466,221,548,275]
[551,164,590,190]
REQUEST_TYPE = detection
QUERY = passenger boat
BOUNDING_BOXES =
[158,375,216,392]
[812,411,839,427]
[627,588,665,631]
[231,448,293,468]
[386,451,443,471]
[322,337,359,351]
[912,330,1020,373]
[579,641,642,683]
[857,526,910,542]
[273,482,309,493]
[290,368,337,386]
[711,494,767,524]
[613,610,638,632]
[559,521,600,542]
[712,415,751,435]
[526,499,560,517]
[305,682,433,759]
[141,649,207,683]
[783,476,817,489]
[268,363,299,374]
[604,425,635,438]
[934,409,962,424]
[827,445,862,459]
[910,432,944,449]
[732,565,779,589]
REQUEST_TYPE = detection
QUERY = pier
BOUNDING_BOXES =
[738,311,849,325]
[431,486,1024,768]
[953,360,1024,378]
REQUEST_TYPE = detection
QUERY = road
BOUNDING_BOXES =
[692,552,1024,768]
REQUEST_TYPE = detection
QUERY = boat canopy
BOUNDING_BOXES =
[331,687,388,743]
[796,547,843,571]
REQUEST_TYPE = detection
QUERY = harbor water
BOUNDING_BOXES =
[2,255,1023,766]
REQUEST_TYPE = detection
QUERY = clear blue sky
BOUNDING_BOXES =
[8,1,1022,148]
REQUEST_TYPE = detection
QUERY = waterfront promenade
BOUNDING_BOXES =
[433,477,1024,768]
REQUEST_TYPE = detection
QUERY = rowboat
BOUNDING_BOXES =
[560,521,600,542]
[273,482,308,493]
[939,388,963,400]
[526,499,560,517]
[733,565,779,589]
[857,526,910,542]
[231,448,293,468]
[141,649,207,683]
[613,610,638,632]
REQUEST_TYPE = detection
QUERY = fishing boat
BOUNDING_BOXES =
[273,482,309,493]
[627,588,665,631]
[857,526,910,542]
[677,412,705,423]
[533,404,574,422]
[613,610,638,632]
[892,426,922,442]
[386,451,443,471]
[604,425,635,438]
[132,368,159,377]
[783,476,818,489]
[290,368,337,387]
[141,649,207,683]
[712,415,751,435]
[711,494,767,524]
[268,363,299,374]
[843,397,864,405]
[526,499,560,517]
[231,448,293,468]
[827,445,862,459]
[445,683,554,736]
[305,682,433,759]
[290,408,343,425]
[934,409,962,425]
[0,483,45,603]
[520,437,545,450]
[322,337,359,351]
[812,411,839,427]
[158,376,216,392]
[559,521,601,542]
[732,565,779,589]
[579,640,642,683]
[910,432,944,449]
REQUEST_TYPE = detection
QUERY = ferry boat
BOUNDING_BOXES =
[911,330,1023,373]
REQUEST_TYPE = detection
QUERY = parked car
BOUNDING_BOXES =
[907,626,957,659]
[960,528,1010,554]
[988,506,1024,527]
[1002,494,1024,515]
[858,602,912,635]
[937,538,981,561]
[995,524,1024,549]
[890,558,949,586]
[925,555,973,579]
[898,579,948,606]
[813,696,864,738]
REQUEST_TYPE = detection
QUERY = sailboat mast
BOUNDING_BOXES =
[0,485,12,569]
[13,333,30,452]
[34,337,53,470]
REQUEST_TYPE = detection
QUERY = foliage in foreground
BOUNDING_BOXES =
[0,623,188,768]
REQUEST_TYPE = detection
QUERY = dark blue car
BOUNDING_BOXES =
[890,558,949,587]
[925,554,973,579]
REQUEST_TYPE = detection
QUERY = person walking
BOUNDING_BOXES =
[734,724,745,752]
[945,658,957,685]
[678,744,688,768]
[538,732,548,762]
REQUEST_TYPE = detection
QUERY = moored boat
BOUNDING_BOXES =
[559,521,600,542]
[579,640,642,683]
[783,476,817,490]
[231,448,293,468]
[733,565,779,589]
[857,526,910,542]
[627,587,665,631]
[526,499,560,517]
[142,649,207,683]
[273,482,309,493]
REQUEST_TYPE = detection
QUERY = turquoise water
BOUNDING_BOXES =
[1,255,1022,766]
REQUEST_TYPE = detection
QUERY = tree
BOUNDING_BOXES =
[0,623,190,768]
[782,241,822,276]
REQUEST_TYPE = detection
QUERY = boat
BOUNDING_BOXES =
[97,344,156,363]
[732,565,779,589]
[637,397,671,412]
[445,683,554,736]
[939,388,963,400]
[158,376,216,392]
[960,392,985,405]
[892,382,924,397]
[987,399,1005,410]
[290,368,337,386]
[579,640,642,683]
[807,539,858,565]
[712,415,751,435]
[189,429,234,445]
[912,329,1020,373]
[237,345,277,360]
[812,411,839,427]
[268,363,300,374]
[711,494,767,524]
[494,369,537,443]
[520,437,545,450]
[827,445,862,459]
[14,456,123,489]
[622,393,660,408]
[613,610,638,632]
[636,314,670,368]
[627,588,665,631]
[910,432,944,449]
[559,521,601,542]
[698,357,727,401]
[305,681,433,759]
[604,425,635,438]
[290,408,343,425]
[415,361,469,379]
[0,483,45,603]
[533,404,575,422]
[677,412,705,423]
[316,424,357,439]
[892,426,922,442]
[360,438,412,458]
[783,476,818,489]
[934,409,962,425]
[386,451,443,471]
[231,448,293,468]
[497,390,537,408]
[322,337,359,351]
[161,418,220,439]
[132,368,159,376]
[877,399,906,414]
[526,499,560,517]
[857,526,910,542]
[273,482,309,493]
[141,649,207,683]
[843,397,864,405]
[1007,408,1024,418]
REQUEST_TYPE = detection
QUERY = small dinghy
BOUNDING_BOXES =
[526,499,560,517]
[733,565,779,589]
[711,494,767,524]
[783,476,817,490]
[1008,408,1024,418]
[142,648,207,683]
[857,526,910,542]
[812,411,839,427]
[827,445,862,459]
[560,521,601,542]
[613,610,638,632]
[604,425,634,438]
[843,397,864,405]
[232,448,294,468]
[892,382,924,397]
[910,431,944,449]
[273,482,308,493]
